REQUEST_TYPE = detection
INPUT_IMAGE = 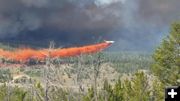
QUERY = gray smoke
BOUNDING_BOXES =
[0,0,179,51]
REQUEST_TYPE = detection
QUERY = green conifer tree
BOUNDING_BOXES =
[152,22,180,85]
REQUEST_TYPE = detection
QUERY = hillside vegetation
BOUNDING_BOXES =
[0,22,179,101]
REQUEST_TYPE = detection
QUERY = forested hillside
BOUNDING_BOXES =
[0,22,179,101]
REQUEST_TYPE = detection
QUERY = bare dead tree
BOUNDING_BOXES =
[92,52,103,101]
[44,41,54,101]
[6,70,10,101]
[3,61,11,101]
[77,55,84,92]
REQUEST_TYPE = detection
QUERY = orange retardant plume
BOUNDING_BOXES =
[0,41,113,63]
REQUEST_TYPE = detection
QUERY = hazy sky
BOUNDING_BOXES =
[0,0,179,51]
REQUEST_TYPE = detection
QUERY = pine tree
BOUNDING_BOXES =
[152,22,180,85]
